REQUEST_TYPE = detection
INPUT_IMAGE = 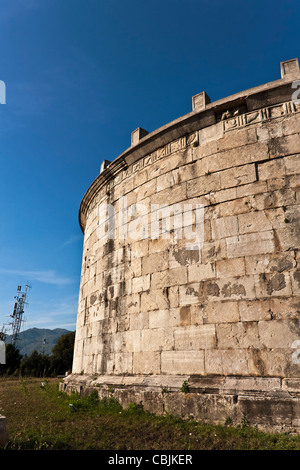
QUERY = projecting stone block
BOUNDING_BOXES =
[100,160,111,173]
[192,91,211,111]
[131,127,149,146]
[280,58,300,79]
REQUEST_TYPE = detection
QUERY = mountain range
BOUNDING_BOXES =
[5,328,73,357]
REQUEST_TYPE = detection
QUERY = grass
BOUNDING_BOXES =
[1,377,300,450]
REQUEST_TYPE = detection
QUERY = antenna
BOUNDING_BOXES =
[41,337,46,355]
[9,283,31,348]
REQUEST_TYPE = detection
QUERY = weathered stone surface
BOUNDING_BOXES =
[68,60,300,432]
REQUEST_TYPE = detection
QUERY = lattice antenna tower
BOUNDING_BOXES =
[10,284,31,348]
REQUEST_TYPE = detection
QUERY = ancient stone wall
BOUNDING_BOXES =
[62,59,300,431]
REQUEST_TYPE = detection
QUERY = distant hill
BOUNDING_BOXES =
[5,328,73,357]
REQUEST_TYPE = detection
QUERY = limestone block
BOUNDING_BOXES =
[133,166,148,187]
[129,239,149,260]
[238,210,272,234]
[216,257,245,278]
[284,154,300,175]
[151,267,187,289]
[205,349,248,375]
[210,187,237,205]
[280,58,300,79]
[169,245,201,269]
[198,122,223,145]
[200,276,255,301]
[269,297,300,320]
[246,252,296,275]
[141,251,168,275]
[256,121,284,141]
[186,173,220,198]
[150,181,187,206]
[130,311,149,330]
[192,91,211,111]
[258,159,286,181]
[140,328,174,352]
[248,348,296,377]
[269,134,300,158]
[136,177,157,200]
[255,272,292,298]
[275,226,300,250]
[291,270,300,295]
[150,148,193,180]
[239,299,272,322]
[193,139,219,159]
[179,306,191,326]
[133,351,161,374]
[174,325,216,350]
[203,142,268,174]
[216,322,261,349]
[148,238,170,254]
[258,319,300,349]
[205,300,239,324]
[220,163,257,189]
[114,352,133,374]
[179,283,200,305]
[168,286,180,308]
[226,231,275,258]
[95,353,115,375]
[126,294,141,315]
[122,330,141,352]
[217,197,252,218]
[201,239,227,263]
[148,308,181,329]
[282,115,300,136]
[156,169,180,192]
[131,127,149,146]
[161,350,205,375]
[236,181,268,198]
[211,215,239,239]
[131,274,151,293]
[222,376,281,393]
[140,288,170,311]
[218,127,257,151]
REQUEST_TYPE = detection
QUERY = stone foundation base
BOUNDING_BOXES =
[60,374,300,433]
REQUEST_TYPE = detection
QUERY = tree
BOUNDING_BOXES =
[0,343,22,376]
[21,350,51,377]
[50,331,75,375]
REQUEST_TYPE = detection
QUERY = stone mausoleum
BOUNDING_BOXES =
[62,59,300,432]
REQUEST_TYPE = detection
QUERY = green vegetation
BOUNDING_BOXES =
[0,331,75,377]
[1,377,300,450]
[180,380,189,393]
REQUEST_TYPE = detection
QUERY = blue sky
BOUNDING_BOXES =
[0,0,299,333]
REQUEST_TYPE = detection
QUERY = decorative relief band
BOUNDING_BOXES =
[223,100,299,132]
[86,100,300,217]
[92,132,198,210]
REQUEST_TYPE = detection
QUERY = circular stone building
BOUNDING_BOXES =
[62,59,300,432]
